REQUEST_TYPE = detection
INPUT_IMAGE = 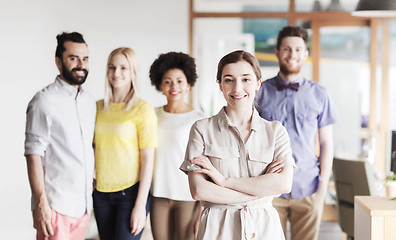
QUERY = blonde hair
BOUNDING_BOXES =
[103,47,140,111]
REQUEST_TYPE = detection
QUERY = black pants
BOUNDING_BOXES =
[93,182,150,240]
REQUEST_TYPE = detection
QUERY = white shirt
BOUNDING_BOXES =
[24,76,96,218]
[151,107,205,201]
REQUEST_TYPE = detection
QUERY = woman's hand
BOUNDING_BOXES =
[191,156,226,187]
[265,159,284,174]
[130,204,146,236]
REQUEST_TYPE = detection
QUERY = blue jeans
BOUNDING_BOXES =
[93,182,150,240]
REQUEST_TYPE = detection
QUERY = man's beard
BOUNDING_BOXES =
[61,62,88,86]
[279,62,302,76]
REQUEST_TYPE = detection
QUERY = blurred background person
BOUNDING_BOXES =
[24,32,95,240]
[93,47,157,240]
[255,26,338,240]
[149,52,204,240]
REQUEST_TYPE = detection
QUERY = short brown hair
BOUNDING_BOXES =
[276,26,308,50]
[216,50,261,83]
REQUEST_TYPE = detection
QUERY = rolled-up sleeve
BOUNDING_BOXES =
[24,95,51,157]
[273,122,295,168]
[180,120,205,174]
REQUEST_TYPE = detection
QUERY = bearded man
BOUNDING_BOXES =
[255,26,338,240]
[24,32,96,240]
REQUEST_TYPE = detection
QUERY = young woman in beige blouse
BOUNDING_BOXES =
[180,50,295,240]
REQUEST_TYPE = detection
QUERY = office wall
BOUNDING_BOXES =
[0,0,188,238]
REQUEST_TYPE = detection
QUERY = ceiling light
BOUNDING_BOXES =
[352,0,396,17]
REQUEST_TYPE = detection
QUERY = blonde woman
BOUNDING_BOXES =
[180,50,295,239]
[93,47,157,240]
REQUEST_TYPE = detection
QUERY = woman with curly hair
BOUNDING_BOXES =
[149,52,205,240]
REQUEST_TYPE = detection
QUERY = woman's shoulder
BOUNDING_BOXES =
[190,112,221,133]
[192,116,208,124]
[136,98,152,106]
[191,115,211,128]
[256,114,285,131]
[255,118,289,144]
[96,99,105,110]
[133,99,155,111]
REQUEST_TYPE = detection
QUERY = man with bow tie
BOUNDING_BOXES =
[255,26,338,240]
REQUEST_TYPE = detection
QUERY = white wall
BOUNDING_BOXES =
[0,0,188,238]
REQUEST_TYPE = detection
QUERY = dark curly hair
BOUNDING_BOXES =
[149,52,198,91]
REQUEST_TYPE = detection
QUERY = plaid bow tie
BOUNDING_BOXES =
[277,81,299,91]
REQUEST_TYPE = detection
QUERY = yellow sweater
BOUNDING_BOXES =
[94,99,157,192]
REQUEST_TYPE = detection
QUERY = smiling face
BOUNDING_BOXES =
[275,36,308,77]
[107,53,132,91]
[159,68,190,103]
[219,61,261,110]
[56,41,89,86]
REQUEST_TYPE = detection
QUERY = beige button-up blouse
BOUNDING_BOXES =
[180,107,294,240]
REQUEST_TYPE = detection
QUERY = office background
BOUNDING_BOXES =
[2,0,396,239]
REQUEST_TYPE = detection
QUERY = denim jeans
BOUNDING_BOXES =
[93,182,150,240]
